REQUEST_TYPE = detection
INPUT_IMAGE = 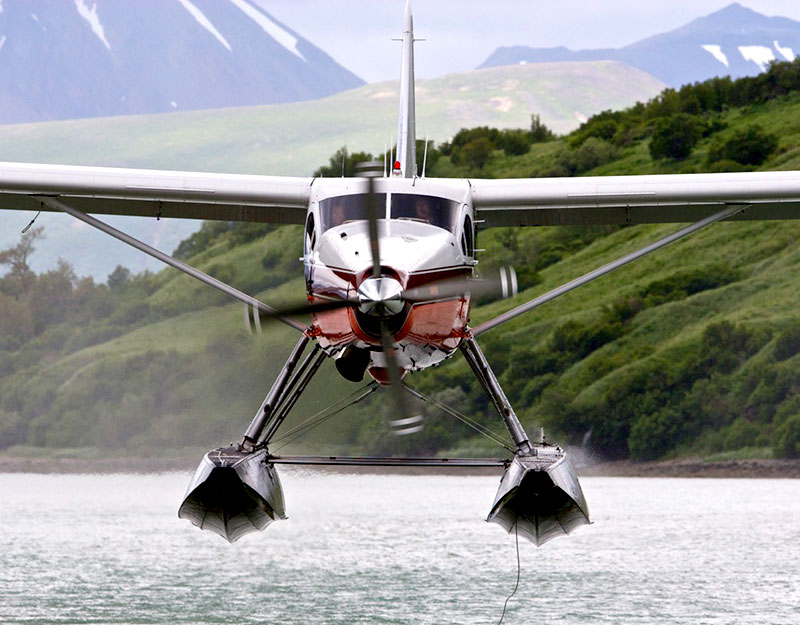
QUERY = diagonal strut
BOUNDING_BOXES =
[40,195,307,333]
[473,203,749,336]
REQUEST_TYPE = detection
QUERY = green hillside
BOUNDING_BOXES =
[3,62,800,463]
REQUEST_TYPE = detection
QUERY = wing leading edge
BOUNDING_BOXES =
[0,161,313,224]
[3,162,800,228]
[470,171,800,226]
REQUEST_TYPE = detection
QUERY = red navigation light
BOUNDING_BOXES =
[394,160,401,171]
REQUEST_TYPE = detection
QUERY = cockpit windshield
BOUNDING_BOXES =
[390,194,459,233]
[319,193,387,232]
[319,192,460,234]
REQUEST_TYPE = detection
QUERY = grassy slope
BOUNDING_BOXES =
[437,93,800,458]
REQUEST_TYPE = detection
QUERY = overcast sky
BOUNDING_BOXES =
[256,1,800,83]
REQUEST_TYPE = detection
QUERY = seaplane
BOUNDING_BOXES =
[1,2,800,545]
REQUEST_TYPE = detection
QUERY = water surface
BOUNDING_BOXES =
[1,471,799,624]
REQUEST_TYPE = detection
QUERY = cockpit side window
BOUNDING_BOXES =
[390,194,459,233]
[319,193,387,232]
[461,214,474,257]
[305,212,316,253]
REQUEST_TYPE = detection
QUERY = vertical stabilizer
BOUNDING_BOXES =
[395,1,417,178]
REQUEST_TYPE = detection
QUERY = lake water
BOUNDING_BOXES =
[1,470,799,625]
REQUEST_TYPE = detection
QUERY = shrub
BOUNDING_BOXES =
[723,418,760,450]
[640,266,741,306]
[557,138,619,174]
[569,114,619,148]
[457,137,495,170]
[628,407,685,460]
[774,323,800,361]
[775,413,800,458]
[649,114,703,160]
[498,129,532,156]
[0,410,26,449]
[706,159,754,173]
[706,125,779,166]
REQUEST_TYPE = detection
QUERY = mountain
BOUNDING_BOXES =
[0,0,364,124]
[0,61,665,280]
[479,3,800,88]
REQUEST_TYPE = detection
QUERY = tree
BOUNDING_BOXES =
[313,147,376,178]
[499,129,532,155]
[0,227,44,296]
[458,137,495,170]
[649,114,703,160]
[107,266,132,293]
[529,114,555,143]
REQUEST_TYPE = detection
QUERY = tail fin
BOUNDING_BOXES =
[395,1,417,178]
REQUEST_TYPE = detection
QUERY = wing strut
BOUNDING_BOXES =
[473,203,748,336]
[40,196,307,333]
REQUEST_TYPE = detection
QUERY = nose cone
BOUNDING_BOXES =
[357,276,404,316]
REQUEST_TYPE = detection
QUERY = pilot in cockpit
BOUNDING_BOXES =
[414,197,432,223]
[330,199,346,227]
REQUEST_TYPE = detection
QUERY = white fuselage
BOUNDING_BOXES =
[302,177,477,378]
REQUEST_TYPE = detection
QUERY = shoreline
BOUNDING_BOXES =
[1,453,799,478]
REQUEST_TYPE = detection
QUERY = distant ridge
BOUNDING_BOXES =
[479,3,800,87]
[0,60,665,279]
[0,0,364,124]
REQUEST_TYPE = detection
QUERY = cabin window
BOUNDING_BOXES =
[319,193,387,232]
[461,214,474,257]
[305,212,316,252]
[390,194,459,233]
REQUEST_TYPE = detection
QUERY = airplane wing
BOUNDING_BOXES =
[0,161,313,224]
[469,171,800,226]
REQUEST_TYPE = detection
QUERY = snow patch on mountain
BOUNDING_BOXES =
[774,40,795,61]
[73,0,110,50]
[738,45,775,71]
[702,44,729,67]
[176,0,232,53]
[29,13,45,31]
[227,0,305,62]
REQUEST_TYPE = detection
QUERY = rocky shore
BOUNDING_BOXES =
[579,457,800,478]
[1,453,799,478]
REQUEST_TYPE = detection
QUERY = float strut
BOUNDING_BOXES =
[460,335,532,455]
[241,335,310,449]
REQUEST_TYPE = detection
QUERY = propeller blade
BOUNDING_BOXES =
[403,267,518,304]
[242,296,360,334]
[254,296,358,321]
[356,161,384,279]
[379,319,424,436]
